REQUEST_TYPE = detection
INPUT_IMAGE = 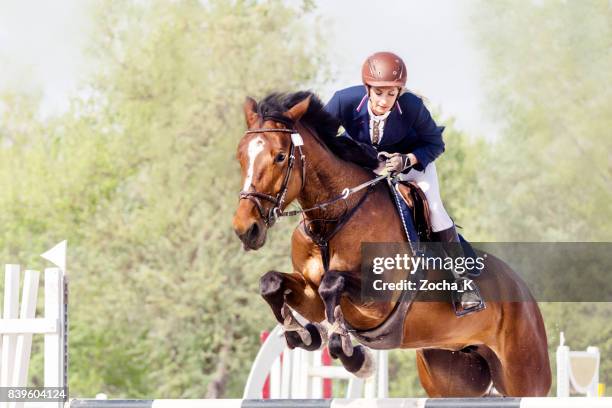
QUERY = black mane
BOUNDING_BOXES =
[257,91,378,168]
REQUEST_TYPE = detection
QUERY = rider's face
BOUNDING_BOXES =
[368,86,400,116]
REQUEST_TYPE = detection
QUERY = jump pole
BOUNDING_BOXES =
[68,397,612,408]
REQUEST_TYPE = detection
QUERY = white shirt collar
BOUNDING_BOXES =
[367,102,391,144]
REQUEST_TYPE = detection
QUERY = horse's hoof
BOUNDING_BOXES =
[284,324,324,351]
[301,323,323,351]
[352,345,375,379]
[328,333,343,359]
[284,331,304,349]
[336,343,366,374]
[312,322,328,346]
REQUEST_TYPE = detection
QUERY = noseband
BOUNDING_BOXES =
[239,116,306,227]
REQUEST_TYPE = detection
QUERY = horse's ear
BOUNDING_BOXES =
[285,95,311,123]
[243,97,259,127]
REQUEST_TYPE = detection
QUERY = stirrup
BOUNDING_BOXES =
[452,278,486,317]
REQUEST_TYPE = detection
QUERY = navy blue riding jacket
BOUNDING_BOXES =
[324,85,445,171]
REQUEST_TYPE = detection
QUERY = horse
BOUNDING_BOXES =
[232,91,551,397]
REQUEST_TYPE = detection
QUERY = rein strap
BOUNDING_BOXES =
[239,122,386,227]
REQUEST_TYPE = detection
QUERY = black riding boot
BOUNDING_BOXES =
[436,225,485,316]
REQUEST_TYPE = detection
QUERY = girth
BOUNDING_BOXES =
[347,264,425,350]
[302,184,375,273]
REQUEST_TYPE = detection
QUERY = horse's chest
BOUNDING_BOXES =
[302,250,359,287]
[328,251,360,273]
[302,256,324,287]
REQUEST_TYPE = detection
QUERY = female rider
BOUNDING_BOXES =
[324,51,483,315]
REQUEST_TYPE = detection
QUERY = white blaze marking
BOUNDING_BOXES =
[243,136,265,191]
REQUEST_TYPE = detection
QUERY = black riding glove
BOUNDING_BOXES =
[378,152,412,175]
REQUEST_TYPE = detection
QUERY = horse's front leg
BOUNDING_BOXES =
[318,271,374,378]
[260,270,327,351]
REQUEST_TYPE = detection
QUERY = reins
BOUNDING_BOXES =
[282,174,387,217]
[239,119,387,227]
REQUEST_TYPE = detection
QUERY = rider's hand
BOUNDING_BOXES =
[373,160,388,176]
[384,153,412,175]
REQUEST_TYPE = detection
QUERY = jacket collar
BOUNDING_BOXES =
[354,92,369,120]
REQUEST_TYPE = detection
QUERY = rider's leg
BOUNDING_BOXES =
[436,225,485,314]
[398,162,452,232]
[399,163,484,315]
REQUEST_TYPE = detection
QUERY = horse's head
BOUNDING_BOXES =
[232,95,310,250]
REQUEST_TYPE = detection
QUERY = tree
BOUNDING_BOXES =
[470,0,612,394]
[0,0,328,398]
[471,0,612,241]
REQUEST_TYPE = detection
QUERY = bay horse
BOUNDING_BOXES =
[232,91,551,397]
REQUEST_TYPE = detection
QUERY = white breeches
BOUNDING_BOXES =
[397,162,453,232]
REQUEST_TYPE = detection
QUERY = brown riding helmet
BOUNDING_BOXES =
[361,52,407,88]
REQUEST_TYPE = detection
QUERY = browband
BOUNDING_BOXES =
[261,114,295,128]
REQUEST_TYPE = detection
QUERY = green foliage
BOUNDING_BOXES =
[541,303,612,395]
[388,349,427,397]
[470,0,612,395]
[0,0,327,398]
[471,0,612,241]
[434,115,493,241]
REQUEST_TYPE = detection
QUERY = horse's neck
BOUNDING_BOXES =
[297,127,371,220]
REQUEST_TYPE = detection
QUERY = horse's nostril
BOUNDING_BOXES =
[247,222,260,243]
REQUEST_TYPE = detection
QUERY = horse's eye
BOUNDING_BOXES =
[275,152,286,163]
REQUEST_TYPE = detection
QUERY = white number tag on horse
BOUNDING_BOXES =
[291,133,304,146]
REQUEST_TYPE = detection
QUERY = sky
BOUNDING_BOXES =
[0,0,498,138]
[0,0,93,115]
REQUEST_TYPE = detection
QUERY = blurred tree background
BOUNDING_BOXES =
[466,0,612,396]
[0,0,326,398]
[0,0,609,399]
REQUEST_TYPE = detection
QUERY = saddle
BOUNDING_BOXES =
[392,180,479,270]
[347,178,482,349]
[395,181,434,242]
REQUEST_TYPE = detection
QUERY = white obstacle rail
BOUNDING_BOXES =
[68,397,612,407]
[557,331,601,397]
[0,242,68,408]
[243,325,388,399]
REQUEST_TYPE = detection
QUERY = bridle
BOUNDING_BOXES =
[239,116,387,228]
[239,116,306,227]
